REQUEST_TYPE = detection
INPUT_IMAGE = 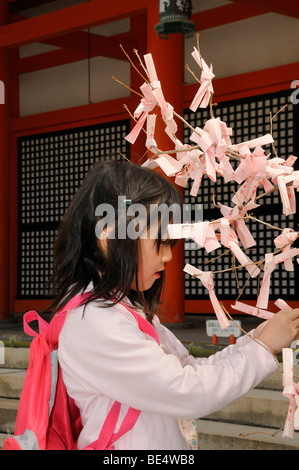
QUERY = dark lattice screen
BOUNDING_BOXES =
[18,119,130,298]
[184,90,299,301]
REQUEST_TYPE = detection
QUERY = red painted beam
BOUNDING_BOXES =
[184,62,299,105]
[185,299,299,315]
[8,0,56,13]
[10,94,136,134]
[191,3,267,31]
[230,0,299,19]
[43,31,133,58]
[10,14,134,58]
[0,0,147,47]
[16,32,136,74]
[16,48,86,74]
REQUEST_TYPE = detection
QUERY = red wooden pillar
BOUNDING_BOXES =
[0,2,10,319]
[147,2,185,323]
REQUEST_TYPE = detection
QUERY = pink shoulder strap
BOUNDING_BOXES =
[23,310,49,337]
[83,299,160,449]
[119,302,160,344]
[93,301,159,449]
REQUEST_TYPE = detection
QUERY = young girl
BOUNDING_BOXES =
[50,159,299,450]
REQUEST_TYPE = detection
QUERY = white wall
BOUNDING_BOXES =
[18,0,299,116]
[185,12,299,82]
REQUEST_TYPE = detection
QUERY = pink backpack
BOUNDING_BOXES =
[3,295,159,450]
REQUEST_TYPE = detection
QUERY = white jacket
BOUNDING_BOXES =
[58,298,278,450]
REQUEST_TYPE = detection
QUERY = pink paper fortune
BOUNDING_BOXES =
[142,154,183,177]
[230,301,274,320]
[189,48,214,112]
[125,83,157,144]
[256,253,276,310]
[183,263,230,329]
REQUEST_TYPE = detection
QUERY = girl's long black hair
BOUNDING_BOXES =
[47,159,183,322]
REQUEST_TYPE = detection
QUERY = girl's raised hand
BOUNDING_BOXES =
[257,308,299,354]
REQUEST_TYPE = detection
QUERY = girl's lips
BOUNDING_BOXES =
[154,272,161,278]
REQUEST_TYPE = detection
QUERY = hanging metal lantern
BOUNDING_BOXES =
[155,0,195,39]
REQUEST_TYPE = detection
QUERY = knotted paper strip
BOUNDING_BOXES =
[274,299,292,311]
[256,253,276,310]
[228,240,260,278]
[230,301,274,320]
[184,263,230,329]
[274,229,299,271]
[146,114,158,150]
[189,48,214,112]
[142,154,183,177]
[168,222,220,253]
[125,83,157,144]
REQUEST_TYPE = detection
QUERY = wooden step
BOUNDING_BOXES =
[197,419,299,450]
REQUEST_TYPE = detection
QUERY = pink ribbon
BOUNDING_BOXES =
[143,53,158,83]
[274,298,292,311]
[218,222,260,278]
[274,229,298,271]
[277,175,296,216]
[175,150,205,192]
[234,218,256,249]
[168,221,220,253]
[230,134,274,155]
[125,82,157,144]
[125,111,147,145]
[184,263,230,329]
[189,161,206,196]
[230,301,274,320]
[231,297,294,320]
[189,118,230,183]
[255,247,299,309]
[189,48,214,112]
[142,154,183,177]
[145,114,157,150]
[256,253,276,310]
[273,247,299,266]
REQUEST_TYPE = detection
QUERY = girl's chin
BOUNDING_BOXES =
[131,274,161,292]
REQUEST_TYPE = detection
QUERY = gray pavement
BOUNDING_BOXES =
[167,314,262,346]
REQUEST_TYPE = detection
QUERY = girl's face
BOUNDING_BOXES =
[135,236,173,292]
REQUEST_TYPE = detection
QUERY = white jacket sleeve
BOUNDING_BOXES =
[58,302,278,420]
[153,314,262,368]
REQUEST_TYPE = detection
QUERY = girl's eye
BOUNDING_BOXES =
[160,240,170,246]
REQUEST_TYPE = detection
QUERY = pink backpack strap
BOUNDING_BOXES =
[106,407,141,450]
[84,301,159,450]
[47,293,91,346]
[120,303,160,344]
[23,294,89,341]
[84,402,141,450]
[23,310,49,338]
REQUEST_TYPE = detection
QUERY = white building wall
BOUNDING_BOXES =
[18,0,299,116]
